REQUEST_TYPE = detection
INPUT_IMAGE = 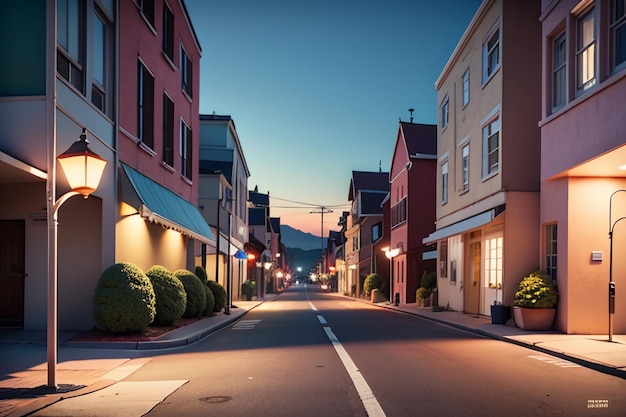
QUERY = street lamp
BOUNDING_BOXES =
[47,128,107,388]
[608,190,625,342]
[383,247,400,306]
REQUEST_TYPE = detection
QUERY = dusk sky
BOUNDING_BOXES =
[185,0,482,236]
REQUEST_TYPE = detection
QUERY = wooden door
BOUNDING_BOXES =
[0,220,25,327]
[464,241,481,315]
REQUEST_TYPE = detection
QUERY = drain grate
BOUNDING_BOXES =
[200,396,233,403]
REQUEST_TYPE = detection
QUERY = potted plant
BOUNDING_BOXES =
[512,271,558,330]
[241,280,256,301]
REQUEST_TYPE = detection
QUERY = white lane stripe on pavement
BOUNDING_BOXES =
[323,327,386,417]
[317,315,327,325]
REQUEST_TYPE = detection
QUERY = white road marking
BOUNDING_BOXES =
[527,355,580,368]
[317,315,327,325]
[232,319,261,330]
[324,327,386,417]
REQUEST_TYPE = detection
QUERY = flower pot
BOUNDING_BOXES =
[490,304,509,324]
[512,306,556,330]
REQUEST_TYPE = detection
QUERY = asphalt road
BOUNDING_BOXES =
[36,285,626,416]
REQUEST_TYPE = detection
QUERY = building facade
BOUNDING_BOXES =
[425,0,542,317]
[539,0,626,334]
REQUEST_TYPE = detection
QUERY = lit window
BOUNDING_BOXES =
[611,0,626,70]
[485,236,503,290]
[552,33,567,111]
[576,9,596,91]
[462,69,470,106]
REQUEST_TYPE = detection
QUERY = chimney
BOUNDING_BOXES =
[408,108,414,123]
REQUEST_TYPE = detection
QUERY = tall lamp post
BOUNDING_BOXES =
[47,129,107,388]
[608,190,625,342]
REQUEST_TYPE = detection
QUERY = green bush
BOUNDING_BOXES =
[202,281,216,316]
[416,287,431,301]
[363,273,384,296]
[195,265,208,281]
[207,280,226,312]
[92,262,156,333]
[514,271,558,308]
[420,270,437,290]
[242,280,256,300]
[174,269,207,317]
[146,265,186,326]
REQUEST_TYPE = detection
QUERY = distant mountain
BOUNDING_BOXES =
[280,225,327,251]
[287,247,321,276]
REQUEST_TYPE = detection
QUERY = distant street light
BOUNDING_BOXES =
[383,247,400,306]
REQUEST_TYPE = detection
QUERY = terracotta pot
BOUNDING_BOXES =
[512,306,556,330]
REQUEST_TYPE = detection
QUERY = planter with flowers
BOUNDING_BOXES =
[512,271,558,331]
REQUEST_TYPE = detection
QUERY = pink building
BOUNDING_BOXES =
[539,0,626,334]
[388,121,437,304]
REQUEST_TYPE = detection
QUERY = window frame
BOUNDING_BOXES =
[441,160,449,204]
[576,7,597,92]
[545,224,558,282]
[462,68,470,107]
[180,119,193,180]
[481,107,501,179]
[162,93,175,167]
[440,96,449,129]
[482,22,501,84]
[461,144,470,192]
[181,45,193,98]
[610,0,626,72]
[57,0,85,93]
[390,197,407,229]
[163,3,175,63]
[138,60,155,148]
[137,0,155,28]
[91,6,113,117]
[552,32,567,112]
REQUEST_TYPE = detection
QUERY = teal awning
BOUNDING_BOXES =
[121,163,215,245]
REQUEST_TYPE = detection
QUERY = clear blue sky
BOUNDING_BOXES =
[185,0,482,236]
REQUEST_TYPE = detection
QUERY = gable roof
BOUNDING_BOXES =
[348,170,390,201]
[360,190,387,216]
[401,122,437,157]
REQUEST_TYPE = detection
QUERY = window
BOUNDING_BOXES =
[391,197,407,228]
[138,61,154,148]
[371,222,382,243]
[462,68,470,106]
[163,4,175,62]
[439,241,448,278]
[92,8,112,116]
[138,0,155,27]
[57,0,84,92]
[576,9,596,91]
[163,94,174,166]
[482,116,500,177]
[485,236,503,290]
[552,33,567,111]
[611,0,626,70]
[181,47,193,97]
[441,97,449,129]
[180,120,192,180]
[441,161,448,204]
[546,224,558,282]
[483,26,501,82]
[461,144,469,191]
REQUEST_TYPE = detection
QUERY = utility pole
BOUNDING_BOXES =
[310,206,333,276]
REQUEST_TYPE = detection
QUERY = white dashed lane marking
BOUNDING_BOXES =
[232,319,261,330]
[527,355,580,368]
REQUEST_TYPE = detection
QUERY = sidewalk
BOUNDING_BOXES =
[1,294,625,416]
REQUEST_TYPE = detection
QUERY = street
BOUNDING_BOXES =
[34,285,625,416]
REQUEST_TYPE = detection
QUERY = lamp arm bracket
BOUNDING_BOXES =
[50,191,81,218]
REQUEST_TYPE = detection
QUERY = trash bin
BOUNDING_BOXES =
[491,304,509,324]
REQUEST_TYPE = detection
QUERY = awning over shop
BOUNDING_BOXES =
[422,209,497,244]
[121,163,215,245]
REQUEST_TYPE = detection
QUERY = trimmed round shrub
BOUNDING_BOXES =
[206,280,226,312]
[194,265,208,282]
[363,273,384,296]
[202,282,216,316]
[174,269,206,317]
[92,262,156,333]
[146,265,187,326]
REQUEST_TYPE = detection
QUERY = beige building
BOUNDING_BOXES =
[425,0,542,316]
